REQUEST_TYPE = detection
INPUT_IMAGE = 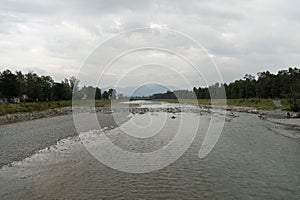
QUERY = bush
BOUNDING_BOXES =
[288,97,299,112]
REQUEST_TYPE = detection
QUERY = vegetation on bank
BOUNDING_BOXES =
[0,67,299,115]
[0,70,116,102]
[0,100,111,115]
[0,98,297,116]
[0,69,116,115]
[151,67,300,112]
[154,98,297,111]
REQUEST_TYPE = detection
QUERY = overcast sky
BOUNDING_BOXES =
[0,0,299,88]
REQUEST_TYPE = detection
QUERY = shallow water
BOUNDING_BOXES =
[0,102,299,200]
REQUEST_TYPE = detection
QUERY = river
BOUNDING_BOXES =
[0,101,299,199]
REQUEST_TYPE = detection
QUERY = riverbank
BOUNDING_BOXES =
[0,100,72,115]
[154,99,299,117]
[0,99,299,124]
[154,99,300,139]
[0,100,111,115]
[0,100,111,125]
[0,109,129,168]
[1,99,299,140]
[0,107,72,125]
[153,98,295,110]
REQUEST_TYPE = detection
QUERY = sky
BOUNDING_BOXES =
[0,0,299,89]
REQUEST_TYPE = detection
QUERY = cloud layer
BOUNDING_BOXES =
[0,0,299,88]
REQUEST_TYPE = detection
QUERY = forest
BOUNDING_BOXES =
[0,67,299,111]
[150,67,300,111]
[0,70,116,102]
[151,68,299,99]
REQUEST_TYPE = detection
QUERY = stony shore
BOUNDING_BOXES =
[0,105,117,125]
[0,107,73,125]
[208,104,300,139]
[1,102,299,140]
[1,102,299,124]
[0,101,299,169]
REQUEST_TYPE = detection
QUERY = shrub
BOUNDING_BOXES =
[288,97,299,112]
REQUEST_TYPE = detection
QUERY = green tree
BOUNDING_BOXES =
[40,76,54,101]
[16,71,26,100]
[0,69,20,99]
[108,88,116,99]
[95,87,101,99]
[25,72,43,101]
[69,76,79,92]
[52,82,71,100]
[102,91,109,99]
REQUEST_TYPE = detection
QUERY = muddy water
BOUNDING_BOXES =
[0,102,299,200]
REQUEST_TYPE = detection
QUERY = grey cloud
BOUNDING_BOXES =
[0,0,299,88]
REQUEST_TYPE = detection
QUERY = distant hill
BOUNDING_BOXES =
[102,84,178,97]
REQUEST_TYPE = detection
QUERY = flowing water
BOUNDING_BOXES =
[0,102,299,200]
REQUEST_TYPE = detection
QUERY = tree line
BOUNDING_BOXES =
[0,69,115,102]
[1,67,299,106]
[199,67,299,99]
[150,67,300,110]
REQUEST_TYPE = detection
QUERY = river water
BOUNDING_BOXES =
[0,101,299,199]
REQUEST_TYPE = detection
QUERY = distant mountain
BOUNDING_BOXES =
[102,84,178,97]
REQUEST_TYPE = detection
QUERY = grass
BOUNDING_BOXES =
[153,98,295,110]
[0,98,298,115]
[0,100,112,116]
